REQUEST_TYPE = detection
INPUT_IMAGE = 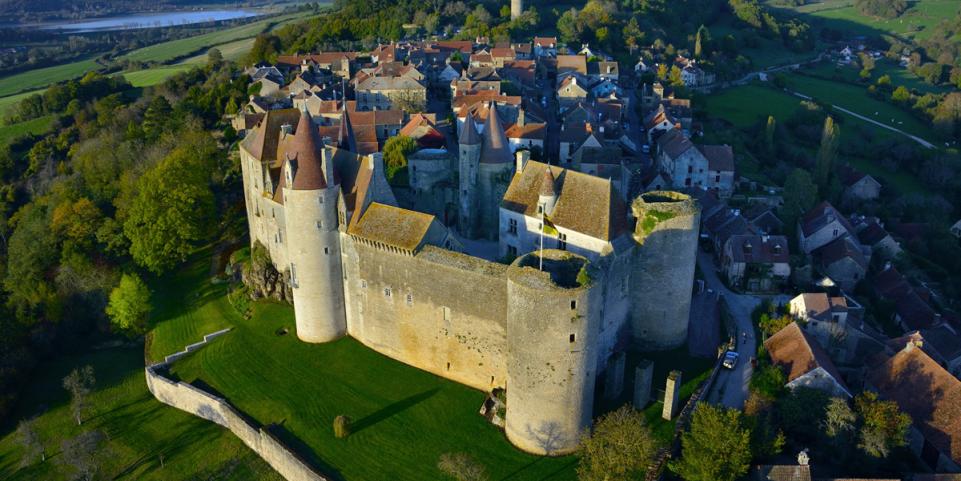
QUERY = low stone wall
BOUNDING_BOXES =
[145,330,327,481]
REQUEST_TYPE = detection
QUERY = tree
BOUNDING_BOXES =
[382,135,416,183]
[577,405,657,481]
[142,95,172,142]
[225,97,239,116]
[854,0,907,18]
[656,63,668,80]
[106,273,151,335]
[823,396,856,439]
[764,115,777,157]
[438,452,488,481]
[669,65,684,87]
[63,365,96,425]
[780,169,817,236]
[123,137,216,274]
[670,404,752,481]
[623,17,642,55]
[758,313,792,336]
[245,33,281,65]
[59,430,104,481]
[854,391,910,458]
[815,116,838,192]
[15,418,44,467]
[891,85,911,103]
[207,47,223,64]
[694,25,711,58]
[557,8,581,45]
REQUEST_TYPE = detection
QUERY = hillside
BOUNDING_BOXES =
[0,0,250,16]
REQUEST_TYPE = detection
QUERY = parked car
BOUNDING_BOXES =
[723,351,739,369]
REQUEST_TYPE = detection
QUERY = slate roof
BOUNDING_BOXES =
[764,322,849,394]
[815,236,868,271]
[241,108,301,162]
[479,105,513,164]
[726,234,790,264]
[800,201,855,238]
[459,113,481,145]
[868,345,961,465]
[501,160,628,241]
[698,144,735,172]
[656,128,695,160]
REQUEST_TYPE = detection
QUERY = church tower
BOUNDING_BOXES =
[282,108,347,343]
[458,113,481,237]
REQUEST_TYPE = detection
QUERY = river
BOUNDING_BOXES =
[12,10,262,33]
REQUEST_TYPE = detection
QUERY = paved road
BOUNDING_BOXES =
[698,250,789,409]
[789,90,935,149]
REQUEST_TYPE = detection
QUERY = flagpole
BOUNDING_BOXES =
[539,210,544,271]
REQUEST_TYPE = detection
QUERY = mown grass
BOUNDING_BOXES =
[168,297,580,480]
[804,61,950,95]
[122,65,195,88]
[0,90,43,116]
[0,58,99,98]
[0,115,54,144]
[177,37,257,65]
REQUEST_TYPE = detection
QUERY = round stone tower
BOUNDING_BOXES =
[511,0,523,20]
[505,250,601,455]
[629,191,700,350]
[283,109,347,343]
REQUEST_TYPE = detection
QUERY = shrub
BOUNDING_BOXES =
[438,452,488,481]
[333,415,351,438]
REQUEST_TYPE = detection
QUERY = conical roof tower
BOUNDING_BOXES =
[460,112,481,145]
[480,102,512,163]
[289,108,327,190]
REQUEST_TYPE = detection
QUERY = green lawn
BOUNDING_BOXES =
[784,73,936,141]
[766,0,960,42]
[178,37,257,65]
[0,90,43,116]
[122,65,195,88]
[167,298,579,480]
[804,61,951,95]
[0,58,99,98]
[0,115,54,145]
[0,347,280,481]
[702,84,804,128]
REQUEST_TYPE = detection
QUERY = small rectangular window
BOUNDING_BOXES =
[384,287,392,298]
[361,280,368,289]
[570,300,577,310]
[290,263,298,287]
[406,293,413,306]
[317,220,323,229]
[324,247,329,255]
[569,333,576,343]
[319,197,324,204]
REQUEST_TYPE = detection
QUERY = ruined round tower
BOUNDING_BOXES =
[505,250,601,455]
[629,191,700,350]
[282,109,347,343]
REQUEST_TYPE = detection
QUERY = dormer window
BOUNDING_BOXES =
[743,242,753,254]
[538,204,545,214]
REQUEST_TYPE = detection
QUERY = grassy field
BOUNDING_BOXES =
[178,37,257,65]
[766,0,960,41]
[784,72,935,140]
[120,11,307,64]
[167,300,579,480]
[0,115,55,145]
[121,65,195,88]
[0,90,43,116]
[0,58,99,98]
[805,61,950,94]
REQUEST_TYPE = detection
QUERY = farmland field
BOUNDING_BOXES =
[122,65,195,87]
[0,115,54,145]
[765,0,960,42]
[0,58,99,98]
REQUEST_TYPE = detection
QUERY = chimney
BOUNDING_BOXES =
[762,235,769,243]
[797,449,810,466]
[515,150,530,173]
[517,107,526,127]
[280,123,294,137]
[883,261,892,271]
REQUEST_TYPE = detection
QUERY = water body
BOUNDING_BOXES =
[28,10,261,33]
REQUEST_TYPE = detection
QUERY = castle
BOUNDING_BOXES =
[239,107,700,455]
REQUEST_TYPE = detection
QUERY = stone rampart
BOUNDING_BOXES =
[146,331,327,481]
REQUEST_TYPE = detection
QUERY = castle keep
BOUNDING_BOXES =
[239,108,700,455]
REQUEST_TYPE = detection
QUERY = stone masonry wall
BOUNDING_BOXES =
[145,330,327,481]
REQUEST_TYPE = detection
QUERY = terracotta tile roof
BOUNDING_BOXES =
[284,110,327,190]
[355,76,425,92]
[434,40,473,53]
[868,345,961,465]
[501,161,628,241]
[504,122,545,140]
[755,464,811,481]
[793,293,847,321]
[764,322,849,394]
[534,37,557,47]
[399,114,446,149]
[347,202,436,251]
[241,109,301,162]
[452,93,521,112]
[556,55,587,74]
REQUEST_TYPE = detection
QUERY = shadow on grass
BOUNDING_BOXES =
[266,424,345,481]
[350,388,439,434]
[498,456,545,480]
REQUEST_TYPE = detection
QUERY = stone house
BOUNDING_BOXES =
[721,234,790,291]
[697,144,735,197]
[765,322,851,398]
[798,202,855,254]
[789,292,850,347]
[556,55,587,76]
[852,216,901,260]
[918,325,961,378]
[874,265,940,332]
[504,112,546,153]
[354,76,426,111]
[558,122,600,165]
[498,160,629,262]
[680,59,715,87]
[587,61,619,82]
[742,204,784,234]
[644,104,679,143]
[533,37,557,57]
[867,341,961,472]
[556,75,589,110]
[813,236,869,291]
[654,130,733,196]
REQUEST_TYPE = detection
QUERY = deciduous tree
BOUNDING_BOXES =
[15,418,43,467]
[854,391,910,458]
[577,405,657,481]
[63,365,96,425]
[438,452,488,481]
[670,404,752,481]
[106,273,151,335]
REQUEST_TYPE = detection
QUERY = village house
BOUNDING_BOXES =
[354,76,426,111]
[798,201,855,254]
[721,234,790,292]
[842,169,882,202]
[813,235,869,291]
[765,322,851,398]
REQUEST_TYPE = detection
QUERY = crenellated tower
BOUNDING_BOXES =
[282,108,348,343]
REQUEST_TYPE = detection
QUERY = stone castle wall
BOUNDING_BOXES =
[146,331,326,481]
[342,241,511,392]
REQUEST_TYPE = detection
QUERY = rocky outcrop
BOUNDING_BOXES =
[241,241,293,302]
